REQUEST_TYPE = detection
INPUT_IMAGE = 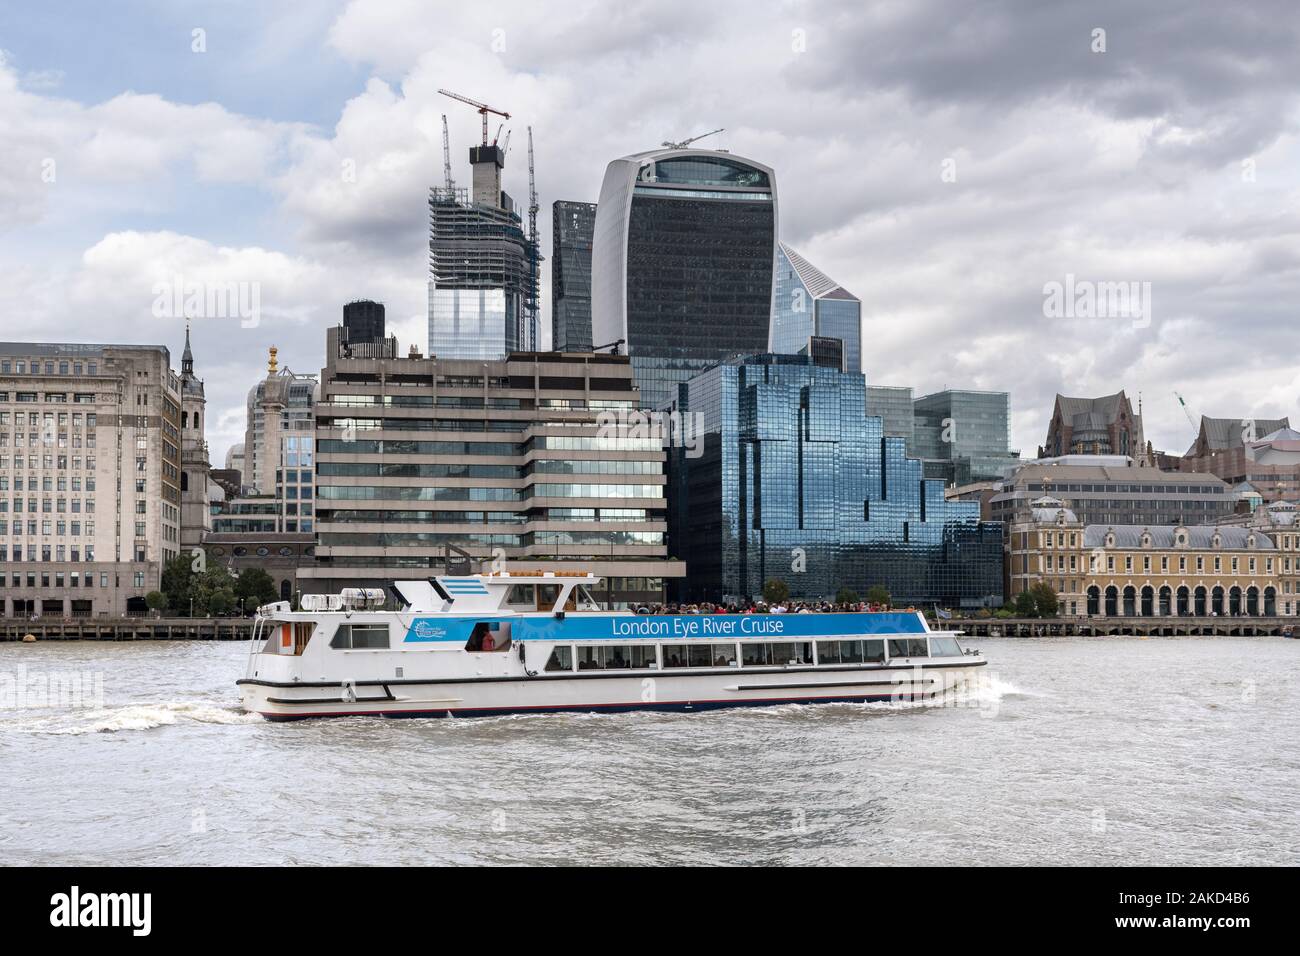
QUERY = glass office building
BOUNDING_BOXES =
[591,148,777,409]
[913,389,1020,486]
[667,355,1003,607]
[551,200,596,352]
[866,385,915,456]
[771,243,861,373]
[427,160,533,360]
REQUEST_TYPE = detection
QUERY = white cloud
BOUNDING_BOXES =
[5,0,1300,467]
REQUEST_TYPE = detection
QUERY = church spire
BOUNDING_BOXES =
[182,321,194,376]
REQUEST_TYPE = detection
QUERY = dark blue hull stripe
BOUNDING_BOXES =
[258,692,938,721]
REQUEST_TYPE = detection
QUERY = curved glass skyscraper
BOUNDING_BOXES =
[591,148,778,409]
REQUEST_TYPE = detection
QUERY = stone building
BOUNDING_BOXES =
[1006,495,1286,617]
[178,324,212,554]
[1,341,185,617]
[1040,391,1146,463]
[1179,417,1299,504]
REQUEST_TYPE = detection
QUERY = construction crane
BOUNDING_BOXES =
[500,128,512,155]
[1174,391,1200,436]
[438,88,510,146]
[662,127,724,150]
[440,114,454,191]
[524,125,542,351]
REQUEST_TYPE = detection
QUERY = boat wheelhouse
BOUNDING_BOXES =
[237,571,985,720]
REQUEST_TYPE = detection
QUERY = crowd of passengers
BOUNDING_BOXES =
[631,600,891,615]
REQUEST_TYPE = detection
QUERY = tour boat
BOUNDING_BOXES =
[236,571,986,720]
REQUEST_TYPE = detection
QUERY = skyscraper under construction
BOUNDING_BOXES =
[427,141,537,358]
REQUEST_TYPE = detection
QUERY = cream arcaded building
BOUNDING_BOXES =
[1009,495,1289,617]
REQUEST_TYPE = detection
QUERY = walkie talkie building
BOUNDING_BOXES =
[591,148,778,409]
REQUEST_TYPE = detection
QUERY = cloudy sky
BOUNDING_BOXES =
[3,0,1299,467]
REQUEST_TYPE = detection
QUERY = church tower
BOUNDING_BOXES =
[179,322,212,553]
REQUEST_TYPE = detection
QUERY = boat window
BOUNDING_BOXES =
[929,637,963,657]
[576,645,635,670]
[685,643,736,667]
[819,640,868,664]
[505,584,535,605]
[863,640,885,663]
[573,585,602,610]
[330,623,390,649]
[742,642,811,666]
[630,645,657,668]
[889,638,929,659]
[544,645,572,672]
[710,643,737,667]
[662,645,687,668]
[536,584,562,611]
[465,622,509,652]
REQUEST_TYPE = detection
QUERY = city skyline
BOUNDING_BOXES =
[3,1,1300,467]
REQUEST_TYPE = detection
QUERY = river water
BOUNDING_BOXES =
[1,635,1296,866]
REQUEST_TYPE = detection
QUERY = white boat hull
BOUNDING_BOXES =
[239,659,987,720]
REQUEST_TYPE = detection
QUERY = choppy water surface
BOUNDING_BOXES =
[1,635,1297,865]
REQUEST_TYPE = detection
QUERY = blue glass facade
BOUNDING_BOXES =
[771,244,861,373]
[667,355,1003,607]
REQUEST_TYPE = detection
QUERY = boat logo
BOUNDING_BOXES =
[411,620,447,641]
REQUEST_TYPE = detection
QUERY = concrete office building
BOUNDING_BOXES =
[551,200,596,352]
[989,461,1234,527]
[300,332,685,607]
[0,342,185,617]
[591,147,777,410]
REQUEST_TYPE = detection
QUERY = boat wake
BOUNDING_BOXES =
[4,701,262,735]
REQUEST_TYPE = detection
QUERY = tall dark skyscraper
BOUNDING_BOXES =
[551,200,595,351]
[592,148,778,409]
[342,299,386,345]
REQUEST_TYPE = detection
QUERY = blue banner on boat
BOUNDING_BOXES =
[511,612,925,642]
